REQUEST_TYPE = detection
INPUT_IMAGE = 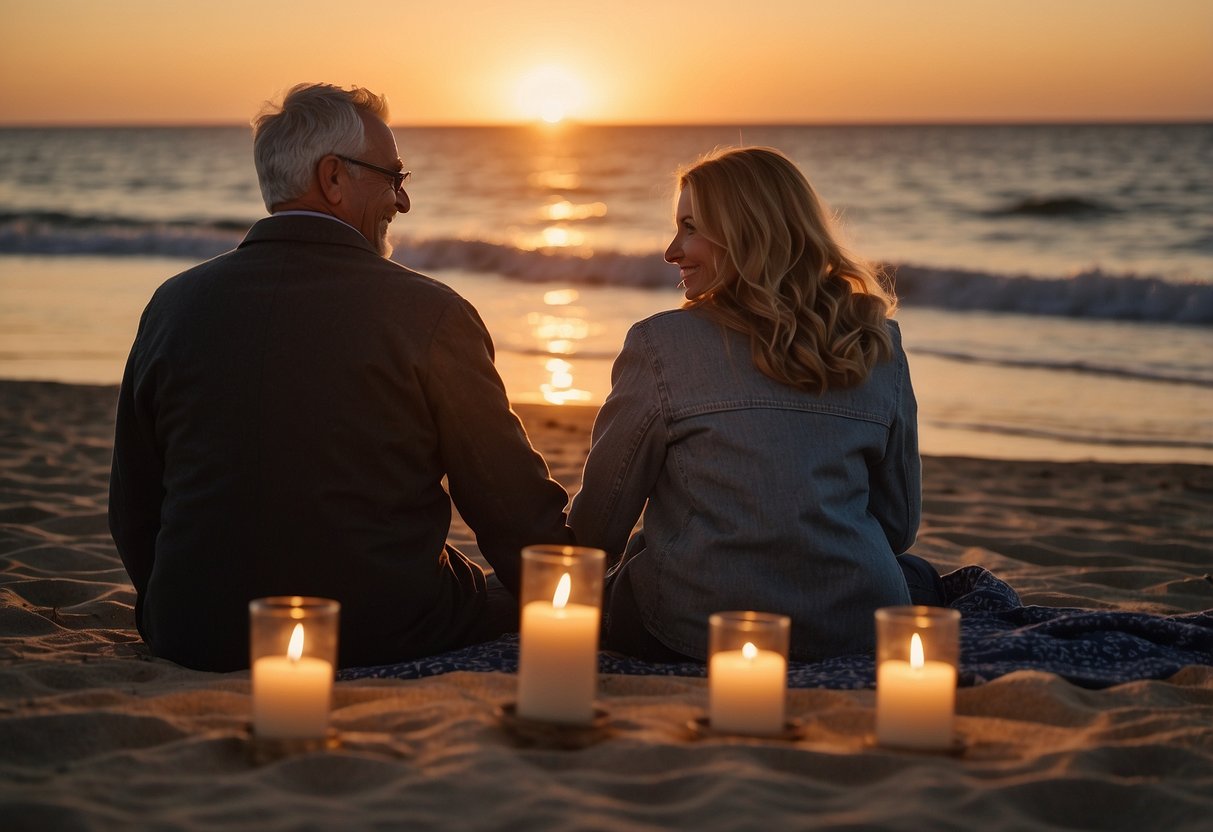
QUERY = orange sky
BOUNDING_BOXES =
[2,0,1211,125]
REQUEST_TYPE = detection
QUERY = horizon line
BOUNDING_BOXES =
[1,116,1211,130]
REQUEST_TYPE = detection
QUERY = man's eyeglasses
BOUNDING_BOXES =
[336,155,411,192]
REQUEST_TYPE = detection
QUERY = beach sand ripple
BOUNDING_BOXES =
[1,381,1210,830]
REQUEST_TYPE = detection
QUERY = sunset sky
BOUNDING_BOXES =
[2,0,1211,126]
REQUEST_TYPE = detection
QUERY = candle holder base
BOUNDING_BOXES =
[686,715,804,742]
[244,725,341,764]
[865,733,967,756]
[495,702,613,749]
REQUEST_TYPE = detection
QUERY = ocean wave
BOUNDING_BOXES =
[909,347,1213,388]
[889,264,1212,325]
[927,419,1213,452]
[393,237,673,288]
[1,212,1210,325]
[0,210,246,259]
[986,196,1118,218]
[495,345,623,361]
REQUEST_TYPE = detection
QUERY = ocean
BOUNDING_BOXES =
[1,123,1211,463]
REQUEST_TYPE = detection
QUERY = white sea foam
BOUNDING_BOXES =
[2,214,1208,325]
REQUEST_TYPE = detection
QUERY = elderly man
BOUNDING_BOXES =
[109,83,572,671]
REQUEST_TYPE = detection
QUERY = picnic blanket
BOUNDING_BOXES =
[340,566,1213,689]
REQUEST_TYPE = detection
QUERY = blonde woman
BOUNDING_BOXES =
[570,147,941,662]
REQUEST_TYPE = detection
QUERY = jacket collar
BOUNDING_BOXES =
[240,214,379,255]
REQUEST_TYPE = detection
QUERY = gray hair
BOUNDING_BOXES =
[251,83,391,210]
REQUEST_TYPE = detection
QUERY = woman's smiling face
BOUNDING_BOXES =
[665,186,726,299]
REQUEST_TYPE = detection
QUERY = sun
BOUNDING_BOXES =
[515,65,587,124]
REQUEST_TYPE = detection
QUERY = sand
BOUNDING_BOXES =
[1,379,1211,830]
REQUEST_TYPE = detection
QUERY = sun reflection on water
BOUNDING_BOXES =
[528,312,590,342]
[543,289,580,306]
[540,226,585,248]
[543,200,608,221]
[534,289,592,405]
[528,170,582,190]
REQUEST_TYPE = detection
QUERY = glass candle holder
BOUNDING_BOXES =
[874,605,961,750]
[708,611,790,736]
[516,544,606,725]
[249,596,340,740]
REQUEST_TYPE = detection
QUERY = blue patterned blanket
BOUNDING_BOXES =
[340,566,1213,689]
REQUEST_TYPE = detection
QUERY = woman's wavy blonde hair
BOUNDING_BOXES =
[679,146,896,393]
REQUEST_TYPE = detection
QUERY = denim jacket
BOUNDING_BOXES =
[569,308,919,660]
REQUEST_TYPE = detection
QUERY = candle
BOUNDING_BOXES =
[252,622,334,739]
[517,572,600,724]
[875,632,957,749]
[709,641,787,735]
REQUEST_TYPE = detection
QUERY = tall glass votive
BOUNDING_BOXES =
[708,611,790,736]
[249,596,340,741]
[516,544,606,725]
[874,606,961,750]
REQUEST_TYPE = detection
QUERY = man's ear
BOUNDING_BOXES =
[317,155,344,205]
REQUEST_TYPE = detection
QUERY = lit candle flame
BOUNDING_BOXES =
[742,641,758,661]
[552,573,572,609]
[287,622,305,663]
[910,632,924,670]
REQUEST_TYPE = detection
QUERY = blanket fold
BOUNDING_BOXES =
[339,566,1213,688]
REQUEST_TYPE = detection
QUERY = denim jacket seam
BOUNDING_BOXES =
[636,322,674,414]
[895,349,917,547]
[599,325,666,543]
[669,398,894,427]
[652,430,698,627]
[630,321,686,632]
[602,405,661,520]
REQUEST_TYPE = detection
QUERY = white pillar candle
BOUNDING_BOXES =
[875,632,957,749]
[517,573,600,724]
[709,641,787,736]
[252,622,334,739]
